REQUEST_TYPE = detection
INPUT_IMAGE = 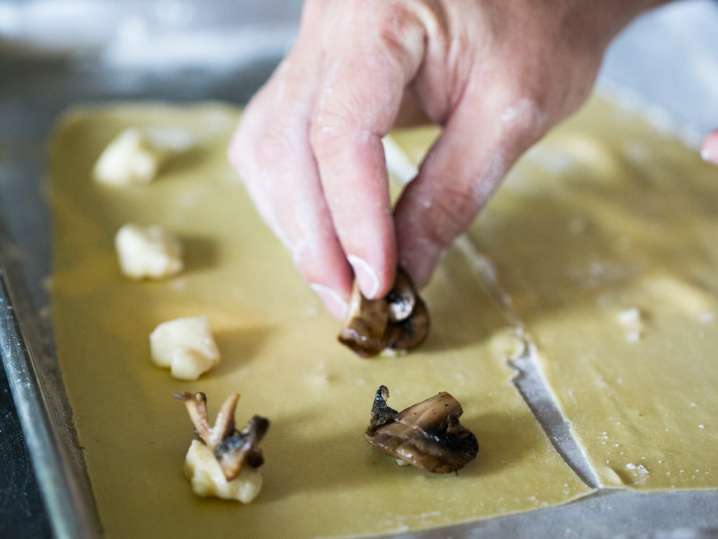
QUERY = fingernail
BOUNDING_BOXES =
[347,254,379,298]
[310,283,348,320]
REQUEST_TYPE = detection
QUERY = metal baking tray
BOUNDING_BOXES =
[1,1,718,537]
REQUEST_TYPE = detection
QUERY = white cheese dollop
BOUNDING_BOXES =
[94,128,167,186]
[93,127,195,186]
[93,127,194,185]
[115,224,183,280]
[149,316,220,380]
[184,440,262,503]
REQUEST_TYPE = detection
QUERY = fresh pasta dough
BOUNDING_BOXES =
[50,103,588,539]
[392,97,718,491]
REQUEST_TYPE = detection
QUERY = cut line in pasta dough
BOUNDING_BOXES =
[450,235,600,488]
[392,95,718,491]
[50,103,591,539]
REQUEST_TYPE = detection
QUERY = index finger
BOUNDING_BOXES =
[309,11,425,298]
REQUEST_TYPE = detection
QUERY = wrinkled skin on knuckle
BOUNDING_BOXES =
[314,61,412,137]
[311,0,479,134]
[312,85,366,131]
[375,1,415,42]
[308,114,349,164]
[495,85,552,142]
[487,45,599,149]
[237,0,621,289]
[410,1,474,124]
[479,0,610,132]
[375,1,426,66]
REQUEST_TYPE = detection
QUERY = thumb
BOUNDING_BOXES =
[394,87,548,287]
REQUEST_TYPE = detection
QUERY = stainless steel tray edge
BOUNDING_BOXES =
[0,262,101,539]
[2,1,718,537]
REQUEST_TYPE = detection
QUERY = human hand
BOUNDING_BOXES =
[229,0,663,319]
[702,131,718,165]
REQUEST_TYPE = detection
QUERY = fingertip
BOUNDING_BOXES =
[310,127,398,299]
[397,236,442,289]
[347,254,396,299]
[296,244,353,310]
[701,131,718,165]
[310,283,349,320]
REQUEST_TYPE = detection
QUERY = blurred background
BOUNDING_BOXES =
[0,1,717,537]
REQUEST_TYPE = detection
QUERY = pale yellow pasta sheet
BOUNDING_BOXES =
[393,97,718,490]
[50,103,588,539]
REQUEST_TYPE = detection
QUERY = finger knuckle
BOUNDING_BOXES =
[376,2,409,43]
[309,111,353,159]
[495,47,599,127]
[500,76,550,118]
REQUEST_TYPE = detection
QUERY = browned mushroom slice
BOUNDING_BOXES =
[176,392,270,480]
[365,385,478,473]
[215,415,270,480]
[368,384,399,430]
[338,267,430,357]
[337,282,389,357]
[208,392,238,447]
[180,391,212,441]
[386,268,416,322]
[384,296,430,353]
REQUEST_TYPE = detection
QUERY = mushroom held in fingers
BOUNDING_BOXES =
[338,268,430,358]
[338,285,390,357]
[176,392,270,503]
[384,296,430,353]
[364,385,479,473]
[386,270,416,323]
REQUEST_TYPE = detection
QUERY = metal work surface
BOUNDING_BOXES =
[1,1,718,538]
